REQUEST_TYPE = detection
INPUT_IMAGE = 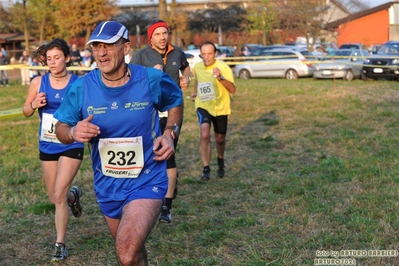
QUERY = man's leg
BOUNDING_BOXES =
[159,167,177,223]
[199,122,212,180]
[213,115,228,178]
[104,199,162,266]
[215,133,226,178]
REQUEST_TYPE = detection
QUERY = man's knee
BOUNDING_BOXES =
[115,242,142,266]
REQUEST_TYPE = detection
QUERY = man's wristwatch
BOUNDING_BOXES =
[165,124,180,139]
[218,75,225,81]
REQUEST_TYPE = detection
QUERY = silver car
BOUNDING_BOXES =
[313,49,370,81]
[233,48,317,80]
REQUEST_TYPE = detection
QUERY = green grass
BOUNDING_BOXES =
[2,78,399,265]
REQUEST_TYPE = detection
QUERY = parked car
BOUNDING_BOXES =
[241,44,264,56]
[339,43,368,50]
[250,45,303,56]
[370,44,382,54]
[313,49,370,81]
[216,46,237,67]
[233,48,317,80]
[184,49,202,70]
[362,41,399,80]
[216,46,235,57]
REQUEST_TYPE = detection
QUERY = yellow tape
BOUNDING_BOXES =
[0,108,23,120]
[0,64,93,71]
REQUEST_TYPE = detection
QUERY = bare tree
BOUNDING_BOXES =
[0,4,13,33]
[159,0,167,20]
[336,0,370,13]
[9,0,31,50]
[29,0,55,45]
[275,0,330,50]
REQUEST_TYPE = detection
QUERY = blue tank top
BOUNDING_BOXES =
[81,65,166,201]
[38,73,83,154]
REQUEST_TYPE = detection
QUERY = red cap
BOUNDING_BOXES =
[147,21,169,42]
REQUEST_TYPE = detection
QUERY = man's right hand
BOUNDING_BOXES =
[72,115,101,142]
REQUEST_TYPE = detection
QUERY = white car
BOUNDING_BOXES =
[233,48,317,80]
[184,49,202,70]
[313,49,370,81]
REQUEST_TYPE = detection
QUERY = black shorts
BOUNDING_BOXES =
[40,148,84,161]
[159,117,179,169]
[196,108,228,135]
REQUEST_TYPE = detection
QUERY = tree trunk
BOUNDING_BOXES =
[171,0,176,45]
[159,0,167,20]
[39,16,46,45]
[23,0,29,52]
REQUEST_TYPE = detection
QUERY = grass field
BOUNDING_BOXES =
[2,77,399,265]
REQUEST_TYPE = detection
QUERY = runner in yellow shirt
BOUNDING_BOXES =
[191,41,236,180]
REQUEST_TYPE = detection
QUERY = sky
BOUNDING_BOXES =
[117,0,392,8]
[364,0,391,7]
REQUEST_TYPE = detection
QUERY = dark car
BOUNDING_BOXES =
[216,46,235,57]
[362,41,399,80]
[241,44,264,56]
[217,46,237,67]
[339,43,368,50]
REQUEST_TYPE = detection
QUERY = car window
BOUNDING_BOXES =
[281,52,297,59]
[262,51,273,56]
[340,44,359,49]
[376,43,399,55]
[361,50,369,57]
[271,51,286,59]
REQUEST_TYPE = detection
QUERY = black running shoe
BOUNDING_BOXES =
[159,206,172,223]
[68,186,82,218]
[217,158,225,178]
[201,168,211,181]
[173,174,178,199]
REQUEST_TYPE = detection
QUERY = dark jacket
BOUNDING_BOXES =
[130,44,189,87]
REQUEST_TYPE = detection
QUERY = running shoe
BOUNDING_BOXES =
[68,186,82,218]
[217,157,225,178]
[173,174,178,199]
[217,168,225,178]
[159,206,172,223]
[201,168,211,181]
[51,243,68,262]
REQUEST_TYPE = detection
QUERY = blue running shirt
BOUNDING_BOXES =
[54,64,182,201]
[38,73,83,154]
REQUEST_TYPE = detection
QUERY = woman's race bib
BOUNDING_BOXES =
[40,113,61,143]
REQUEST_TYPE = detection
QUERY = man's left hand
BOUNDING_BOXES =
[153,134,175,161]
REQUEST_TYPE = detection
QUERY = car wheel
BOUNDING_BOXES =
[344,70,354,81]
[239,69,251,80]
[285,69,298,80]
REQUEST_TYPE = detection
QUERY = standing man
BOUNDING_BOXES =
[0,51,9,87]
[191,41,236,181]
[19,50,32,86]
[54,21,183,265]
[70,44,82,75]
[131,19,191,224]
